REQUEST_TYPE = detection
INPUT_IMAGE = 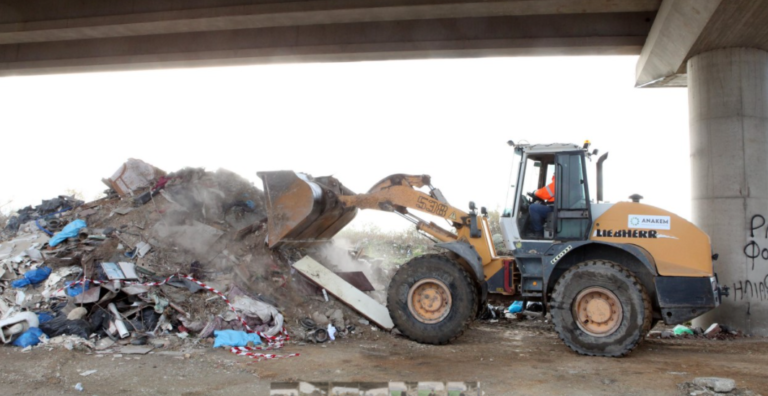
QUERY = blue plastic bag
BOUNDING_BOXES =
[12,327,45,348]
[36,312,55,324]
[213,330,262,348]
[11,266,52,288]
[65,281,89,297]
[49,219,86,247]
[508,301,524,314]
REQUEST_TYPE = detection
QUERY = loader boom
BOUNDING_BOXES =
[257,171,509,282]
[337,174,506,275]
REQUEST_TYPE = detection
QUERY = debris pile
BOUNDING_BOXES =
[648,322,745,340]
[0,159,391,360]
[678,377,761,396]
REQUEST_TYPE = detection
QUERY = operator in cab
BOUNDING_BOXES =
[530,175,555,238]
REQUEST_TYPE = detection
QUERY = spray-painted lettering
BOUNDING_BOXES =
[731,273,768,301]
[743,214,768,270]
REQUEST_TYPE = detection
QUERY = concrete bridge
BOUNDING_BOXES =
[2,0,768,334]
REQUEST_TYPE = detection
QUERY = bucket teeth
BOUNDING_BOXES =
[258,171,357,248]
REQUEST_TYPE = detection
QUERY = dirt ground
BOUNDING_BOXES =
[1,320,765,396]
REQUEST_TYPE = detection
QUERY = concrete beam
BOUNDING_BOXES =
[0,10,655,77]
[634,0,720,87]
[0,0,661,45]
[636,0,768,87]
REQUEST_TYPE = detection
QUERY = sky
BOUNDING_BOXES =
[0,56,689,232]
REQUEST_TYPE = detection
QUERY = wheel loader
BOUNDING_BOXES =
[257,141,727,357]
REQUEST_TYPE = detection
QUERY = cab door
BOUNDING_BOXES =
[554,151,592,240]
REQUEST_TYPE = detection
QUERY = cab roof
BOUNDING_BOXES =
[518,143,582,154]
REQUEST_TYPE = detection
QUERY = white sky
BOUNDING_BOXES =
[0,56,689,232]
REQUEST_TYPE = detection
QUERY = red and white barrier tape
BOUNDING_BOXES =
[60,274,299,361]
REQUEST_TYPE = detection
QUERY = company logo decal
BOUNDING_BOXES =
[628,214,670,230]
[594,229,658,239]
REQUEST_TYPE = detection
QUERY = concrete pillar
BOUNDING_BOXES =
[689,48,768,335]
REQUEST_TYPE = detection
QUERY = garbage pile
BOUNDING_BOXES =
[0,159,384,361]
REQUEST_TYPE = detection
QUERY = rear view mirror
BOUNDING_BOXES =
[534,161,541,167]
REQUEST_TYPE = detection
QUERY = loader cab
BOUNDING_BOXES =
[501,143,592,246]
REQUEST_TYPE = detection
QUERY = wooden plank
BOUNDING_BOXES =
[292,256,394,330]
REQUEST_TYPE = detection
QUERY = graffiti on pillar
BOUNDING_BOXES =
[745,215,768,270]
[731,276,768,301]
[733,215,768,301]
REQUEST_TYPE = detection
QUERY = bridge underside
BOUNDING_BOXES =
[0,0,659,76]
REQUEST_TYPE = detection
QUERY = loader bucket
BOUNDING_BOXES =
[257,171,357,248]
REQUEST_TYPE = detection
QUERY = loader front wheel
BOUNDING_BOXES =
[387,255,478,344]
[551,260,652,357]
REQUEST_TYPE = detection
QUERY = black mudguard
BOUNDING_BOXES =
[435,241,488,306]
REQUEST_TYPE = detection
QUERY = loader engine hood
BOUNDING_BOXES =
[589,202,713,277]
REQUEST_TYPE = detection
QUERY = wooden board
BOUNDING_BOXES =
[292,256,394,330]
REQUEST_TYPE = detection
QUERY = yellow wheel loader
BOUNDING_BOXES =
[258,141,727,357]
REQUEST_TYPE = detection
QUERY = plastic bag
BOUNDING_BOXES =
[508,301,524,314]
[12,327,45,347]
[49,219,86,247]
[128,307,160,332]
[673,325,694,336]
[213,330,262,348]
[39,315,91,339]
[88,309,110,336]
[65,281,89,297]
[11,266,52,288]
[36,311,55,324]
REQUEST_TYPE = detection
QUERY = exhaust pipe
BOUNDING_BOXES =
[597,152,609,203]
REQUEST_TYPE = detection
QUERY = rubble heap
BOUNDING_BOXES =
[0,159,384,360]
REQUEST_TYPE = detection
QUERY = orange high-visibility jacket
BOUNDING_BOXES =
[535,177,555,203]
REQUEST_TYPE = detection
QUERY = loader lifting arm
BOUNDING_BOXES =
[337,174,469,244]
[336,174,504,271]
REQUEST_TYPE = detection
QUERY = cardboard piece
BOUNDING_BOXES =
[101,263,125,280]
[74,286,102,304]
[119,262,138,279]
[106,159,165,197]
[122,285,149,295]
[101,262,138,280]
[292,256,394,330]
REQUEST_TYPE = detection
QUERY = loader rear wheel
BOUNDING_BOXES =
[551,260,652,357]
[387,255,478,345]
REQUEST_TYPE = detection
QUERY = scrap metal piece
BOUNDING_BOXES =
[335,271,375,292]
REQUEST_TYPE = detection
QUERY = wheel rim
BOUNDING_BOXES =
[573,286,623,337]
[407,278,452,324]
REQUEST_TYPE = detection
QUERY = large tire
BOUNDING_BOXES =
[551,260,652,357]
[387,254,478,345]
